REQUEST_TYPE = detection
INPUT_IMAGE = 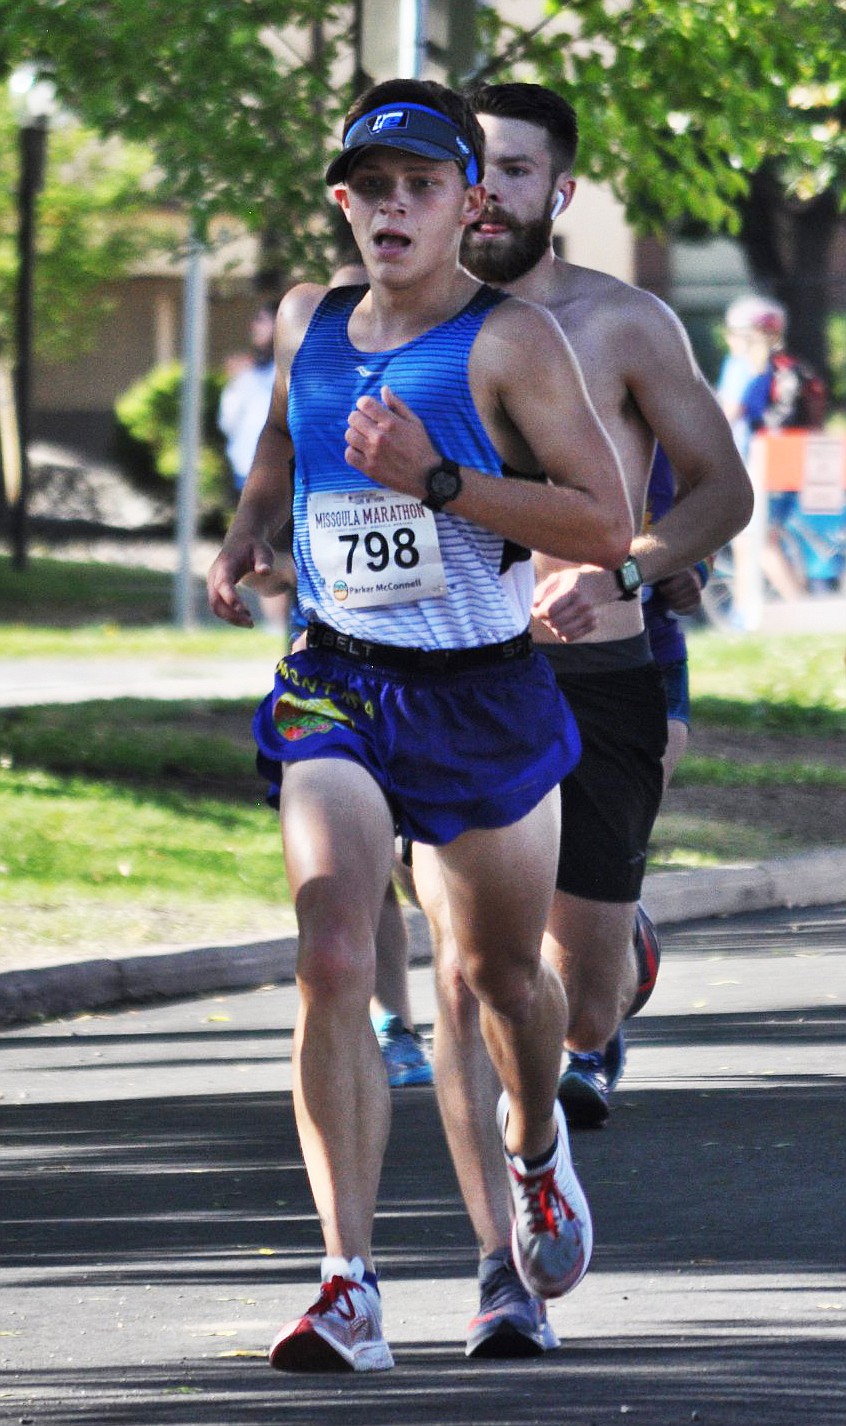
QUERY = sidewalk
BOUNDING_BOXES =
[0,652,273,706]
[2,650,845,1028]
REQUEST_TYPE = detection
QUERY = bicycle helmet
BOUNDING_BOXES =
[725,294,786,336]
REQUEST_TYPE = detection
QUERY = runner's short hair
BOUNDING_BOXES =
[469,82,579,176]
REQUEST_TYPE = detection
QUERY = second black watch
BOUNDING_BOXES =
[614,554,643,600]
[423,458,462,513]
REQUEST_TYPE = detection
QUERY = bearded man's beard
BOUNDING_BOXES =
[461,212,552,284]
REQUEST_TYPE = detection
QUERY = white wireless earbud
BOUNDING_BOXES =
[550,191,565,220]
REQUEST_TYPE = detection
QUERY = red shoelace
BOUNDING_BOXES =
[510,1163,575,1236]
[306,1274,359,1320]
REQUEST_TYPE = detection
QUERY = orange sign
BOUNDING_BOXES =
[752,431,846,496]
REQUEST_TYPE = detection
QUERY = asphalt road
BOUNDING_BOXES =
[2,903,845,1426]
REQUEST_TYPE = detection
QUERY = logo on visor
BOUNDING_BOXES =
[368,110,409,134]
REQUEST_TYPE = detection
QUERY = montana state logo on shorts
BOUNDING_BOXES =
[272,691,349,742]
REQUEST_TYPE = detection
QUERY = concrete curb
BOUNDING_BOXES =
[641,847,846,924]
[2,848,845,1029]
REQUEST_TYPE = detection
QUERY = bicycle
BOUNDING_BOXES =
[701,496,846,629]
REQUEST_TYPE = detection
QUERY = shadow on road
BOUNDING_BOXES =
[6,1337,845,1425]
[3,996,845,1423]
[3,1057,844,1277]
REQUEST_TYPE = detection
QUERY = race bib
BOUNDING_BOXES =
[307,488,447,608]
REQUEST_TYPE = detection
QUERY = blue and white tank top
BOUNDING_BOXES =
[287,283,536,649]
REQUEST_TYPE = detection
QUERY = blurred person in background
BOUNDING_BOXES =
[718,293,830,604]
[218,301,296,636]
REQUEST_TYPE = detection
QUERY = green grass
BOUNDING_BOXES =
[0,554,281,657]
[0,674,840,959]
[2,697,841,801]
[0,548,286,959]
[1,557,844,961]
[0,763,292,960]
[686,628,846,720]
[2,766,282,897]
[0,695,293,960]
[0,619,281,659]
[673,755,846,788]
[0,554,177,628]
[0,699,257,788]
[648,813,801,869]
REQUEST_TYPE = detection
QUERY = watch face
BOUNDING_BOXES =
[620,561,640,592]
[616,556,642,598]
[430,467,460,501]
[426,462,462,509]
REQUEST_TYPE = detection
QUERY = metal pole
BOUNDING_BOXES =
[732,434,766,631]
[11,120,47,572]
[174,234,207,628]
[397,0,427,76]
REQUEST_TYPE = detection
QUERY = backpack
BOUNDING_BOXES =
[763,352,827,430]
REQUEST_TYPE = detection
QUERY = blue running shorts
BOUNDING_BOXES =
[252,639,581,846]
[658,658,691,726]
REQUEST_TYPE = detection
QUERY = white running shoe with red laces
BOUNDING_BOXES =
[268,1256,394,1372]
[497,1094,593,1300]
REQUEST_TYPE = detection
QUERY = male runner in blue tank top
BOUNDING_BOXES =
[366,83,751,1359]
[207,77,633,1373]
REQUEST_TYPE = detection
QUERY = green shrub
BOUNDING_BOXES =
[114,362,230,526]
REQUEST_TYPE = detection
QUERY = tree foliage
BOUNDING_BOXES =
[0,93,159,362]
[473,1,846,371]
[5,0,845,267]
[0,0,352,281]
[474,0,846,236]
[3,0,846,367]
[114,361,229,523]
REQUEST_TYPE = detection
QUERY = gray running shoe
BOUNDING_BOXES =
[466,1246,559,1358]
[497,1094,593,1300]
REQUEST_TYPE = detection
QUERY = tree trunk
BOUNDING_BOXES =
[787,189,839,379]
[739,163,837,382]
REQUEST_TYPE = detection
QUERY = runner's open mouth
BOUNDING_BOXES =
[374,231,411,247]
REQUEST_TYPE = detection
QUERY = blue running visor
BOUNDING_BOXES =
[325,102,480,186]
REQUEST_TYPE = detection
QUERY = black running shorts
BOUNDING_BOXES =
[541,635,668,904]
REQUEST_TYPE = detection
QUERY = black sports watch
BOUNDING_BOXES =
[614,555,643,600]
[422,458,463,512]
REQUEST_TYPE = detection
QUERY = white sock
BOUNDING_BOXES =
[321,1255,365,1284]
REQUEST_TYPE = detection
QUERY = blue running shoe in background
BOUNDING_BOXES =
[558,901,660,1130]
[372,1013,433,1088]
[558,1028,626,1128]
[558,1050,609,1128]
[602,1025,626,1092]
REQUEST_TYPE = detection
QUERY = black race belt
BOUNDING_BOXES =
[305,619,532,673]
